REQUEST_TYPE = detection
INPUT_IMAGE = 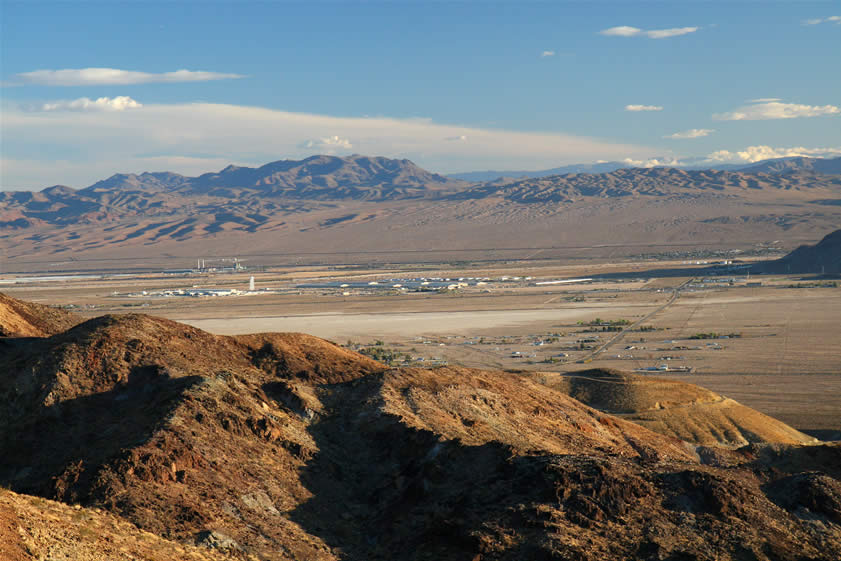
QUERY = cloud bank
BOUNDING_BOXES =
[664,129,714,139]
[600,26,698,38]
[706,145,841,164]
[616,145,841,169]
[625,104,663,112]
[14,68,245,86]
[1,101,653,189]
[714,100,840,120]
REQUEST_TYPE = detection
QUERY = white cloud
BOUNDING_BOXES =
[445,135,468,142]
[803,16,841,25]
[714,100,840,120]
[0,101,654,189]
[540,50,556,57]
[664,128,714,139]
[622,156,683,168]
[300,135,353,152]
[645,27,699,39]
[600,25,698,38]
[14,68,245,86]
[36,96,142,112]
[625,104,663,112]
[600,26,642,37]
[705,145,841,164]
[748,98,781,103]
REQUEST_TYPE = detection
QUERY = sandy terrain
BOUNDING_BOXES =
[182,306,657,339]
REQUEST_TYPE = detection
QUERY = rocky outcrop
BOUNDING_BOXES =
[0,301,839,560]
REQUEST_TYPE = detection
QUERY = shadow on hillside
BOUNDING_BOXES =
[0,365,202,504]
[284,378,664,561]
[287,402,561,560]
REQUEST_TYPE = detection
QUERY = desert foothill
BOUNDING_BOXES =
[2,2,841,560]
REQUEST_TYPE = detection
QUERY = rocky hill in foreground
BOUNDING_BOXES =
[1,293,840,560]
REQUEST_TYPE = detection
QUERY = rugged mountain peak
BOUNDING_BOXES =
[59,155,462,201]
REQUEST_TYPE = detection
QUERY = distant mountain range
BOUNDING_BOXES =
[2,154,841,265]
[447,161,630,182]
[448,156,841,183]
[3,155,840,231]
[734,156,841,175]
[450,166,841,204]
[0,155,466,230]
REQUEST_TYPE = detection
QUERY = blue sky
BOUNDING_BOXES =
[1,0,839,189]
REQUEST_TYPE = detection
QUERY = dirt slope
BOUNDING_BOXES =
[0,308,840,560]
[0,292,82,337]
[530,369,816,447]
[0,488,239,561]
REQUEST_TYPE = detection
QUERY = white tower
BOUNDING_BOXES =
[249,276,255,291]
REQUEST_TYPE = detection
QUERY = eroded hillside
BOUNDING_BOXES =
[0,293,839,560]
